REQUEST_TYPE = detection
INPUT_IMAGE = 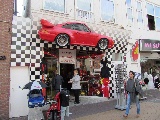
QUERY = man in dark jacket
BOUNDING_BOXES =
[52,71,64,94]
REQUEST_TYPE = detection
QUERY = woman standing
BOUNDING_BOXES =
[68,69,81,104]
[123,71,142,118]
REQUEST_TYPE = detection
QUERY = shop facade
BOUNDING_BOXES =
[9,0,133,118]
[10,15,131,117]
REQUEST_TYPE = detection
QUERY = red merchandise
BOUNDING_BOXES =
[38,19,114,50]
[41,64,46,100]
[102,86,110,97]
[101,78,110,98]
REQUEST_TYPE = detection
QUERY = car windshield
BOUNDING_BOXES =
[30,89,41,98]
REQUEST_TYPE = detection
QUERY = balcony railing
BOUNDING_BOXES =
[75,9,94,23]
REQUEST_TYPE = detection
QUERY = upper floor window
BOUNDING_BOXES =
[146,3,160,31]
[126,0,133,25]
[101,0,114,22]
[43,0,65,13]
[77,0,92,11]
[136,1,143,26]
[76,0,93,22]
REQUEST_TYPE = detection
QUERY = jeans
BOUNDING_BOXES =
[61,106,69,120]
[125,93,140,115]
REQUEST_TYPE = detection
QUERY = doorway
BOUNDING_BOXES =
[60,63,75,91]
[10,66,30,118]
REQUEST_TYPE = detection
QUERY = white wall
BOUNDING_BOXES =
[9,67,30,118]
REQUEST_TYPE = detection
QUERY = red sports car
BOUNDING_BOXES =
[38,19,114,50]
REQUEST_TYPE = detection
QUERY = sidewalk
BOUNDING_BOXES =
[10,89,160,120]
[74,101,160,120]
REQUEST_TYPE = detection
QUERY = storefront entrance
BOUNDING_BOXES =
[60,63,75,90]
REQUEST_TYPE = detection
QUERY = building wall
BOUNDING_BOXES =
[0,0,13,119]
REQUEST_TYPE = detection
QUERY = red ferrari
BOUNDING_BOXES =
[38,19,114,50]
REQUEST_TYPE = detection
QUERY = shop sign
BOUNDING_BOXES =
[59,49,76,64]
[0,56,6,60]
[139,39,160,52]
[132,41,139,61]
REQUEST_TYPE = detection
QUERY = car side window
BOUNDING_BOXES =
[72,24,81,31]
[81,24,90,32]
[72,23,90,32]
[62,24,72,29]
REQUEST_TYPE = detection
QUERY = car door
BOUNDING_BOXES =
[81,24,99,46]
[71,23,89,45]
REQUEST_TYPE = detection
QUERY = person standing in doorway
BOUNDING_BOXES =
[68,69,81,104]
[52,70,64,94]
[123,71,142,118]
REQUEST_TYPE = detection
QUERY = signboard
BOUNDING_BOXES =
[59,49,76,64]
[132,41,139,61]
[139,39,160,52]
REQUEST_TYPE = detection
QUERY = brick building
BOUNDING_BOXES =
[0,0,14,119]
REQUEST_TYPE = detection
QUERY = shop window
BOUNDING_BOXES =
[126,0,133,26]
[100,0,114,22]
[43,0,65,13]
[136,1,143,27]
[146,3,160,31]
[112,53,122,61]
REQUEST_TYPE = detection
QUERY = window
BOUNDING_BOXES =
[72,23,90,32]
[146,3,160,31]
[136,1,143,26]
[13,0,24,16]
[126,0,133,24]
[77,0,92,11]
[101,0,114,21]
[62,24,73,29]
[43,0,65,13]
[76,0,93,22]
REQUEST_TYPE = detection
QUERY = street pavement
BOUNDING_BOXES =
[9,89,160,120]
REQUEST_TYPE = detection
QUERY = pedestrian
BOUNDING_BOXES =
[123,71,143,118]
[52,70,64,94]
[68,69,81,104]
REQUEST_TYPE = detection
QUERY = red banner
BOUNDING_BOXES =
[132,41,139,61]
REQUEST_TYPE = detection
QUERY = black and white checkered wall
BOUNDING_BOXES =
[11,15,131,98]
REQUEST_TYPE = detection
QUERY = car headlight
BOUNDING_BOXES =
[29,102,32,105]
[42,100,44,103]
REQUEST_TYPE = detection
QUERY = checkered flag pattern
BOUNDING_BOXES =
[11,16,32,66]
[11,15,131,98]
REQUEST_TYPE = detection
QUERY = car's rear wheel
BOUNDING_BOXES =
[55,34,69,47]
[98,38,108,50]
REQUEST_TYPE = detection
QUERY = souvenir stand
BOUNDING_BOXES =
[115,64,127,110]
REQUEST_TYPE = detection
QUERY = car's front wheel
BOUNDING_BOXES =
[98,38,108,50]
[55,34,70,47]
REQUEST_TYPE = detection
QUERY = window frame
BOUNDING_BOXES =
[126,0,133,26]
[136,1,143,28]
[42,0,66,13]
[76,0,93,12]
[100,0,115,22]
[146,2,160,31]
[72,23,91,32]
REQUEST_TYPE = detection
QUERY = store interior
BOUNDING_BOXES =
[43,47,105,98]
